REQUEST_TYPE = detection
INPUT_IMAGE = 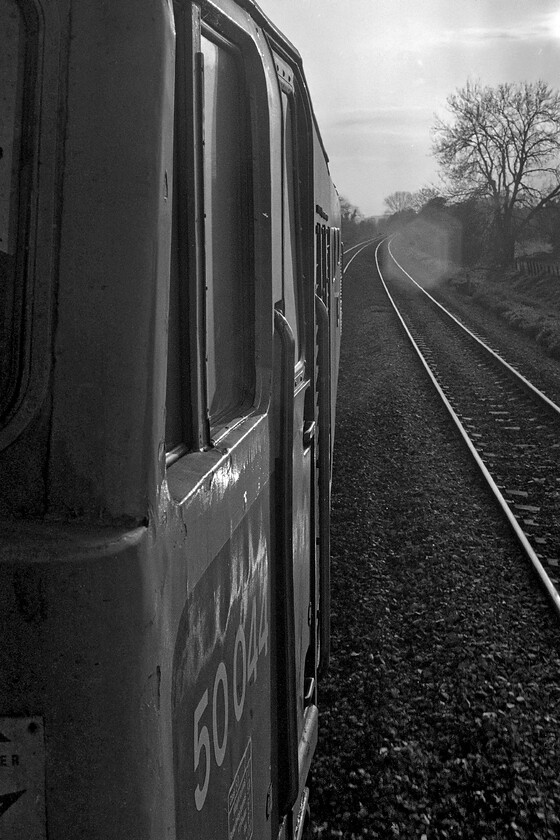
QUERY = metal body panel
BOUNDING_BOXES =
[313,129,342,450]
[49,0,175,520]
[172,493,272,839]
[166,416,275,836]
[291,378,312,735]
[0,524,167,839]
[0,0,342,837]
[0,419,274,839]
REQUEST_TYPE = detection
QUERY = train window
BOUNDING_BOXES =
[317,225,329,304]
[315,222,322,298]
[330,228,338,282]
[202,33,254,434]
[326,228,331,283]
[165,180,190,454]
[0,0,26,417]
[166,15,257,457]
[281,91,302,359]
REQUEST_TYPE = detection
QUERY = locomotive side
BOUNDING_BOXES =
[0,1,341,838]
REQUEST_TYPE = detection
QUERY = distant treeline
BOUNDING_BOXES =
[342,80,560,270]
[341,195,560,268]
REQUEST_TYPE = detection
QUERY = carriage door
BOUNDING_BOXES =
[277,58,317,754]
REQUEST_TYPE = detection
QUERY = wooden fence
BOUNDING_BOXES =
[516,257,560,278]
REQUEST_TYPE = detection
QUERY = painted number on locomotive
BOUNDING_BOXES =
[194,589,269,811]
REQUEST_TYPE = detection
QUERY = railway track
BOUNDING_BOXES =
[343,237,380,275]
[375,237,560,616]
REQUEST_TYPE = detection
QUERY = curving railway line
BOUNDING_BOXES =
[373,236,560,617]
[343,238,380,275]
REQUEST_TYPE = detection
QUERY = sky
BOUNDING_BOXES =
[256,0,560,216]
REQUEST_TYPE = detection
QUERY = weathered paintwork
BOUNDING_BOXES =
[0,1,342,838]
[167,415,275,838]
[172,498,271,838]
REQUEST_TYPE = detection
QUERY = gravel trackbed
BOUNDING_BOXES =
[310,246,560,840]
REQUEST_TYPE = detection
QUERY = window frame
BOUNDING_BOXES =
[201,27,256,436]
[273,49,316,381]
[166,1,272,467]
[279,87,304,363]
[0,0,36,417]
[0,0,61,452]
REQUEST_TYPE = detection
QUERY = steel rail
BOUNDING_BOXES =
[388,239,560,418]
[344,237,379,254]
[374,239,560,620]
[343,238,377,275]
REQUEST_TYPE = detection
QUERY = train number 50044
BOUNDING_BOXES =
[194,589,269,810]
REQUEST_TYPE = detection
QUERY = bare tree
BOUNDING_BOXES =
[384,191,415,214]
[339,196,363,225]
[432,80,560,266]
[339,196,378,244]
[410,187,441,212]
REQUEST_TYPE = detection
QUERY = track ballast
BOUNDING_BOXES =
[311,239,560,840]
[378,238,560,616]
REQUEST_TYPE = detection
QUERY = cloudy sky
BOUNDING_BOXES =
[256,0,560,216]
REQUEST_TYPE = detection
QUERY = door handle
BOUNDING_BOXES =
[273,307,299,815]
[304,677,315,703]
[315,295,331,677]
[303,420,316,448]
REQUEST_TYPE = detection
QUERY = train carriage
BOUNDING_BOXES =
[0,1,341,838]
